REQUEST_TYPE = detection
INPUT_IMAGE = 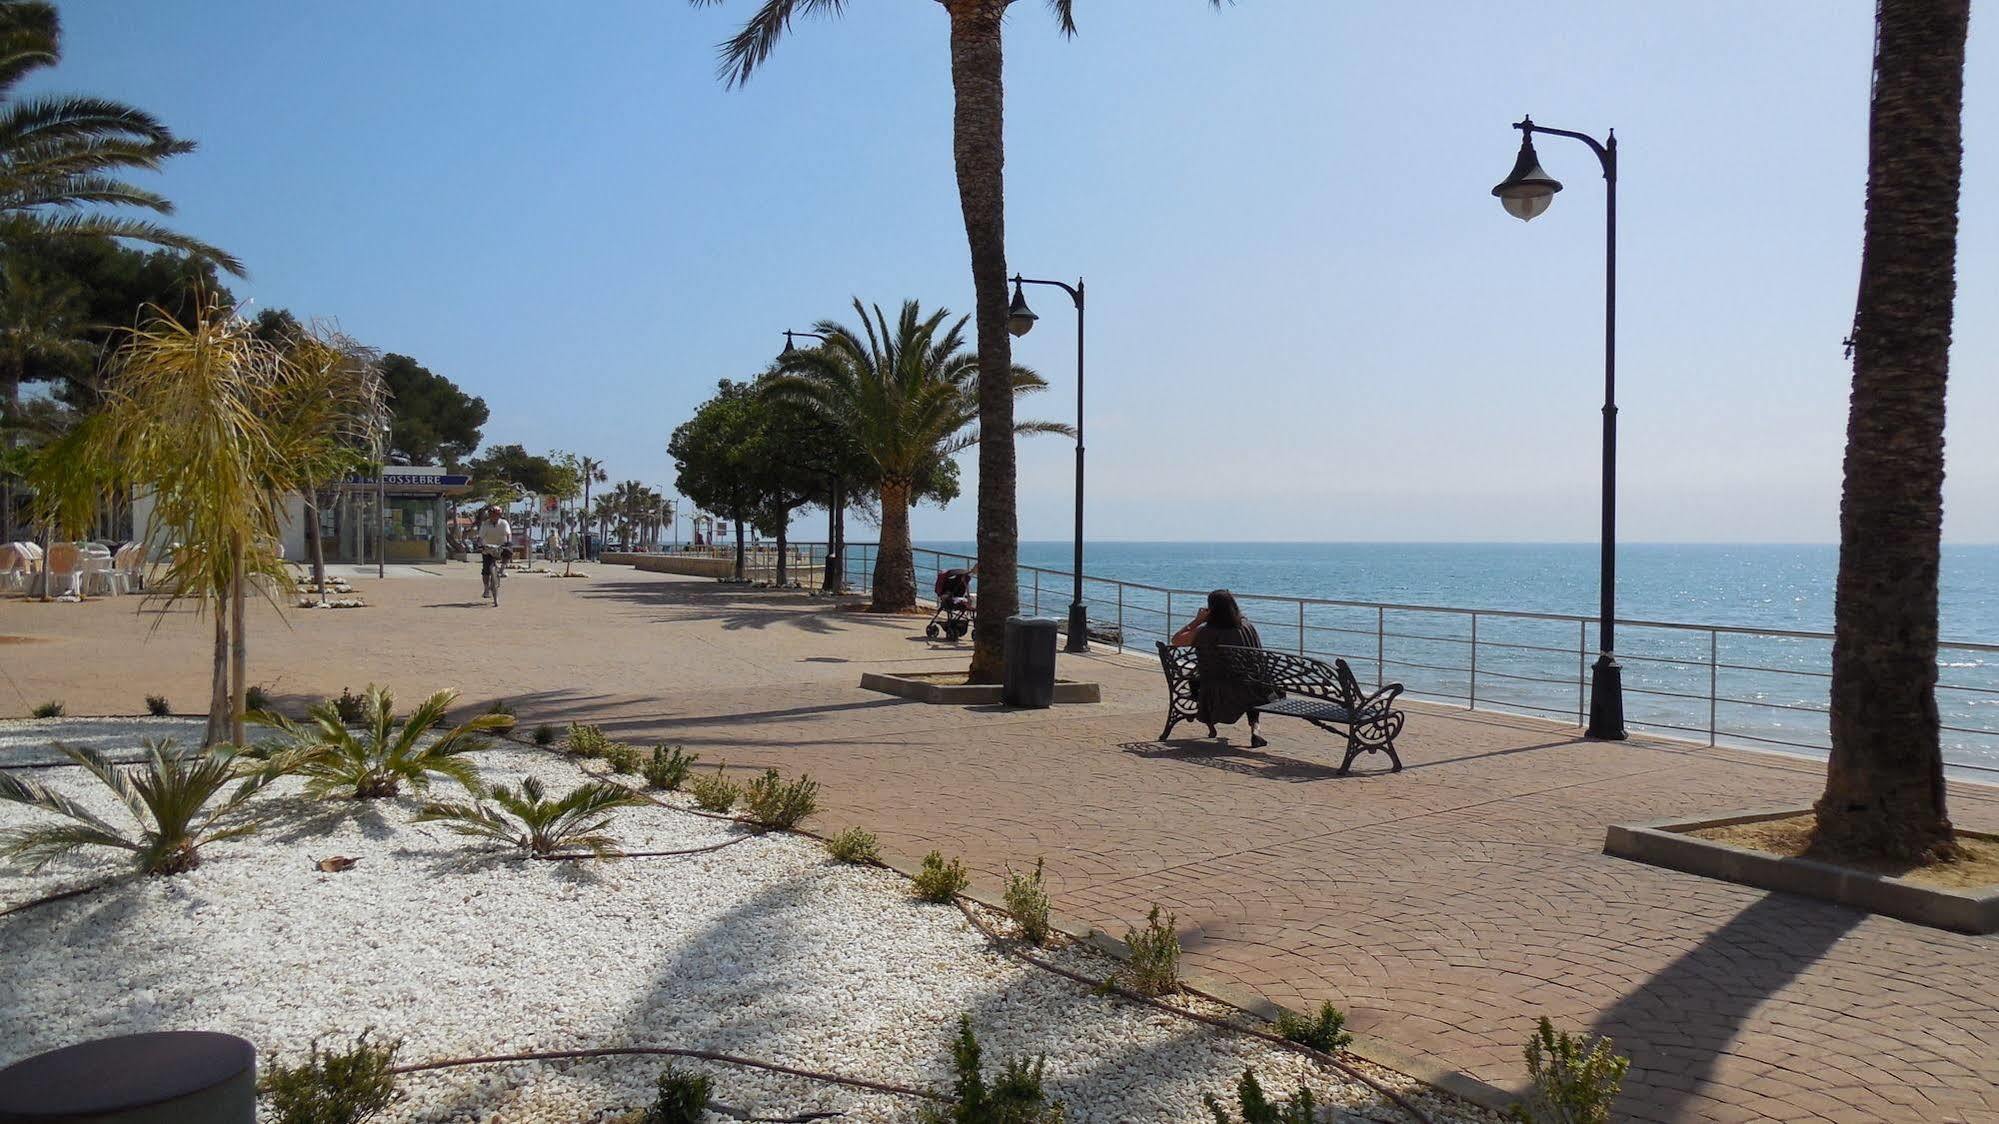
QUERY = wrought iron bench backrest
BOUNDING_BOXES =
[1155,642,1201,710]
[1215,645,1361,709]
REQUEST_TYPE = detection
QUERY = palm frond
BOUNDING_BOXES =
[0,213,244,275]
[0,822,138,871]
[702,0,848,89]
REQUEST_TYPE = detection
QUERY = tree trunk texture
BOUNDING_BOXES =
[947,1,1018,683]
[732,513,747,580]
[305,492,328,602]
[873,480,917,612]
[206,600,229,747]
[230,533,248,746]
[823,478,840,591]
[1813,0,1969,863]
[1,368,16,542]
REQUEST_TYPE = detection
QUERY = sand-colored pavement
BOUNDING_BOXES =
[4,564,1995,1122]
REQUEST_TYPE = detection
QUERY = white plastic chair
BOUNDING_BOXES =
[0,542,28,592]
[114,543,147,591]
[41,542,83,598]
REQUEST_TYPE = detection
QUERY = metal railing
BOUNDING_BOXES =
[752,541,1999,779]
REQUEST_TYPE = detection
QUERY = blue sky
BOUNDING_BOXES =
[44,1,1997,542]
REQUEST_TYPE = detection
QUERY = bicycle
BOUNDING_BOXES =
[481,545,511,606]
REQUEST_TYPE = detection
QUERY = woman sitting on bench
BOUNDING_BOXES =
[1171,589,1275,748]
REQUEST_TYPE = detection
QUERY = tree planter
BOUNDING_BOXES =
[1605,809,1999,934]
[859,671,1100,705]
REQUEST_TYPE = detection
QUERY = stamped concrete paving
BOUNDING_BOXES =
[4,566,1995,1122]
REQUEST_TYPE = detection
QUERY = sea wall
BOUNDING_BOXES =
[599,552,737,578]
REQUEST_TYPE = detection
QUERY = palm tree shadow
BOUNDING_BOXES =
[1588,893,1864,1121]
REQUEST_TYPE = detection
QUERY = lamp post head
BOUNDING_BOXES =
[1492,129,1563,222]
[1007,277,1038,337]
[778,331,798,364]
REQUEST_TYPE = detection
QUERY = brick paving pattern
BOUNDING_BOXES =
[4,566,1995,1122]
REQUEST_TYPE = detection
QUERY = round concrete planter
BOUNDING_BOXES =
[0,1031,256,1123]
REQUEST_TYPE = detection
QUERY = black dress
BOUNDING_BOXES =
[1192,621,1274,726]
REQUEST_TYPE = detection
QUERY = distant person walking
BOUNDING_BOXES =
[1172,589,1275,748]
[476,506,513,601]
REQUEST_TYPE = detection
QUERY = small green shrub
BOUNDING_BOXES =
[532,723,556,747]
[640,1064,713,1124]
[1203,1068,1315,1124]
[743,768,819,829]
[486,698,516,718]
[245,685,273,713]
[0,741,274,875]
[603,742,643,775]
[566,722,610,758]
[259,1030,401,1124]
[687,765,740,812]
[333,688,368,727]
[145,694,172,717]
[30,700,63,719]
[825,826,880,864]
[1114,905,1180,997]
[415,776,642,858]
[1507,1017,1629,1124]
[1003,858,1052,946]
[641,745,698,790]
[913,850,969,903]
[919,1016,1065,1124]
[1273,1001,1352,1053]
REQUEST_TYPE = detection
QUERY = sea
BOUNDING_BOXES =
[903,541,1999,778]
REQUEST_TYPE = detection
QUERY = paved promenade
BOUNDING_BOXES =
[3,565,1994,1122]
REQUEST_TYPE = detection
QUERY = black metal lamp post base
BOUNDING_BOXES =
[1587,654,1627,740]
[1065,601,1089,653]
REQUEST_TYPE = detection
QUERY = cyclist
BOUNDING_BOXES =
[476,506,513,602]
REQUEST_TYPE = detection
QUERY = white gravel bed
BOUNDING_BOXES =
[0,716,216,766]
[1,729,1491,1124]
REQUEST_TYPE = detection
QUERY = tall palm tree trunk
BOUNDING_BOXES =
[947,1,1018,682]
[207,599,229,747]
[305,491,328,602]
[873,480,918,612]
[229,532,248,746]
[1812,0,1968,863]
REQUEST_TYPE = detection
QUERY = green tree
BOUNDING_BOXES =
[0,256,86,537]
[264,322,386,599]
[694,0,1227,677]
[772,300,1063,612]
[379,353,486,467]
[1812,0,1971,863]
[0,1,241,272]
[670,380,769,580]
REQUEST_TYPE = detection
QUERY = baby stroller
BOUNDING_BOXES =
[926,568,974,640]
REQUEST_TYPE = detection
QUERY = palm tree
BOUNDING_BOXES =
[263,324,386,601]
[693,0,1227,678]
[0,1,240,272]
[773,299,1065,612]
[1811,0,1970,863]
[82,293,293,746]
[577,454,606,560]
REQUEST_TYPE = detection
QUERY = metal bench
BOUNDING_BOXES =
[1214,645,1407,774]
[1154,642,1211,740]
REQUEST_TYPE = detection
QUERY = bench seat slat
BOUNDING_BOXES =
[1259,697,1354,722]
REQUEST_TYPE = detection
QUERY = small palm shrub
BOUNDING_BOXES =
[565,722,611,758]
[603,742,643,775]
[1274,1001,1352,1053]
[260,1031,401,1124]
[919,1016,1065,1124]
[641,745,698,791]
[743,768,819,829]
[333,688,368,727]
[532,723,557,747]
[1507,1017,1629,1124]
[486,698,516,718]
[0,741,272,875]
[687,765,740,812]
[640,1065,713,1124]
[245,684,273,713]
[913,850,970,903]
[145,694,172,717]
[1114,905,1180,997]
[31,700,63,718]
[256,686,512,800]
[415,776,642,858]
[1003,858,1052,946]
[1204,1068,1315,1124]
[825,826,880,864]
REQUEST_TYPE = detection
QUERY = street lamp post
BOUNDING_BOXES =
[1006,273,1088,653]
[1491,115,1626,740]
[780,329,845,592]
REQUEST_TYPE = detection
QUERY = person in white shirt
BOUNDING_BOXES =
[477,507,513,586]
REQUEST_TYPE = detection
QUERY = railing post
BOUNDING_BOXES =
[1166,590,1173,640]
[1578,619,1587,726]
[1469,612,1478,710]
[1117,584,1125,654]
[1709,629,1718,746]
[1298,601,1306,656]
[1034,569,1040,616]
[1377,606,1386,687]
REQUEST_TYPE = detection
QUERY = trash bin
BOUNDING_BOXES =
[1003,616,1059,708]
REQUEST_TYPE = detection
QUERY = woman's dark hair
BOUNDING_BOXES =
[1206,589,1244,630]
